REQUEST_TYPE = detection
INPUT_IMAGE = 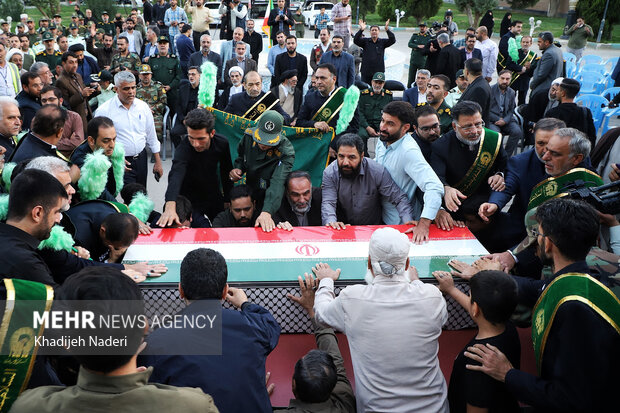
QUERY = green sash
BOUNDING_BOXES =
[454,128,502,196]
[532,273,620,372]
[242,91,279,120]
[311,87,346,123]
[510,50,536,85]
[0,279,54,412]
[527,168,604,211]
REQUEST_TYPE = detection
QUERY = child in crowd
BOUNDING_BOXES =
[432,269,521,413]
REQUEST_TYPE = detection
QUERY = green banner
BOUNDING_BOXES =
[0,279,54,412]
[311,87,346,123]
[454,128,501,196]
[527,168,604,211]
[209,108,334,187]
[531,273,620,373]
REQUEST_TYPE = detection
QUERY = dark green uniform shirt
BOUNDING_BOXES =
[233,134,295,215]
[408,32,432,68]
[35,50,62,73]
[97,21,116,36]
[149,54,182,93]
[358,88,393,131]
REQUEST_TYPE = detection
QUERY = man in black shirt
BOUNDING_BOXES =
[545,78,596,146]
[243,20,263,64]
[353,19,396,84]
[273,35,307,92]
[412,104,441,163]
[10,105,68,163]
[212,184,260,227]
[273,170,322,229]
[157,108,233,228]
[0,169,68,288]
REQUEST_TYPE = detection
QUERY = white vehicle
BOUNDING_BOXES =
[205,1,223,27]
[302,2,334,30]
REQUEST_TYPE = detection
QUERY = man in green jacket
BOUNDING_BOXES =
[566,17,593,61]
[229,111,295,232]
[149,35,181,115]
[407,22,432,88]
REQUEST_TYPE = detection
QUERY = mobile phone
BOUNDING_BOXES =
[154,171,161,182]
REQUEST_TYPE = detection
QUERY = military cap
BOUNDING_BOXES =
[69,23,79,30]
[139,64,152,74]
[53,14,62,18]
[248,111,284,147]
[372,72,386,82]
[91,70,113,83]
[157,35,169,43]
[16,23,25,28]
[41,31,54,41]
[102,11,109,15]
[456,69,465,78]
[419,21,427,27]
[49,23,57,30]
[96,28,105,34]
[39,17,50,22]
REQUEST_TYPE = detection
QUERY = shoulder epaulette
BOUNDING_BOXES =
[416,102,427,107]
[36,50,45,55]
[385,89,392,95]
[361,89,370,94]
[170,54,176,58]
[54,51,62,56]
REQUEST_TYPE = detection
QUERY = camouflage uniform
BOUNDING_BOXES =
[110,52,142,75]
[137,80,167,141]
[416,100,453,135]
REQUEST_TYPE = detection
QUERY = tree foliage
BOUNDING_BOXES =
[0,0,25,23]
[29,0,61,19]
[378,0,442,24]
[350,0,377,20]
[505,0,538,10]
[377,0,394,21]
[85,0,118,21]
[454,0,498,27]
[576,0,619,41]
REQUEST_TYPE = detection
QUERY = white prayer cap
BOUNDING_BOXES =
[228,66,244,78]
[552,77,564,85]
[368,227,411,277]
[20,14,28,20]
[6,49,24,63]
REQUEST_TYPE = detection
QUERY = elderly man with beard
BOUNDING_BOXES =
[313,227,449,412]
[224,71,291,123]
[430,100,507,217]
[321,133,413,228]
[374,101,444,243]
[218,66,244,110]
[189,34,222,81]
[223,41,257,87]
[274,171,322,230]
[0,96,22,158]
[212,184,260,227]
[270,69,302,121]
[220,27,250,82]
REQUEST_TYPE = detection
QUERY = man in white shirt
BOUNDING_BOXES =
[374,101,444,243]
[314,227,449,413]
[95,71,163,188]
[475,25,498,83]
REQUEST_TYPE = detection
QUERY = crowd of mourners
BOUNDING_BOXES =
[0,2,618,413]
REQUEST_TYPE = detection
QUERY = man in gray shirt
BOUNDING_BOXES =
[321,133,414,228]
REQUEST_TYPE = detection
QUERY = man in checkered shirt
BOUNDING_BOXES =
[164,0,188,53]
[313,7,330,38]
[331,0,352,49]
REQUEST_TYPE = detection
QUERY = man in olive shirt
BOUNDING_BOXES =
[229,111,295,232]
[566,17,593,61]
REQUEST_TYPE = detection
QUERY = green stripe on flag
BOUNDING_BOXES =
[210,108,333,186]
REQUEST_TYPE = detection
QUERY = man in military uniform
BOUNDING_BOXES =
[229,110,295,232]
[110,35,141,77]
[35,32,62,75]
[417,74,453,134]
[97,11,116,37]
[407,22,432,88]
[150,36,181,116]
[358,71,392,155]
[136,64,167,142]
[67,23,83,45]
[223,70,291,123]
[52,13,67,36]
[26,19,39,45]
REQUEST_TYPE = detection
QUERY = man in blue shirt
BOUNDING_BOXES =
[142,248,280,413]
[375,101,444,243]
[267,31,287,81]
[319,35,355,88]
[176,23,195,76]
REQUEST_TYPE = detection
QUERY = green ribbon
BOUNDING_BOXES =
[454,128,502,196]
[0,279,54,412]
[527,168,604,211]
[531,273,620,373]
[311,87,347,123]
[242,91,279,121]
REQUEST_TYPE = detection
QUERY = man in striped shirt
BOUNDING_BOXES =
[331,0,352,49]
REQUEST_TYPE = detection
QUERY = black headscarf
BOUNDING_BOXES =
[479,10,495,37]
[500,12,512,37]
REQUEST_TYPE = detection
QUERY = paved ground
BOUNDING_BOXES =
[144,31,619,210]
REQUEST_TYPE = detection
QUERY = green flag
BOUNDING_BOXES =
[209,108,334,186]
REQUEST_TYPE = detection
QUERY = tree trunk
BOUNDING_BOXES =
[466,6,474,27]
[548,0,562,18]
[474,12,482,27]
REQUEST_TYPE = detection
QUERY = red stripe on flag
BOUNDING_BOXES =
[133,225,477,245]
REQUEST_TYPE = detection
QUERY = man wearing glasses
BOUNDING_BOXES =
[430,100,507,216]
[157,108,233,229]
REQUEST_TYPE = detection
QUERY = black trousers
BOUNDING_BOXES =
[124,148,148,188]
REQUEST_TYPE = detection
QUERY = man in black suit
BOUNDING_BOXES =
[224,71,291,123]
[435,32,461,88]
[243,19,263,63]
[459,34,482,68]
[188,34,222,84]
[403,69,430,106]
[274,35,307,92]
[459,58,491,125]
[274,171,322,229]
[267,0,294,45]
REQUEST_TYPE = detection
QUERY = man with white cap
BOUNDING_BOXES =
[217,65,244,110]
[313,227,449,413]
